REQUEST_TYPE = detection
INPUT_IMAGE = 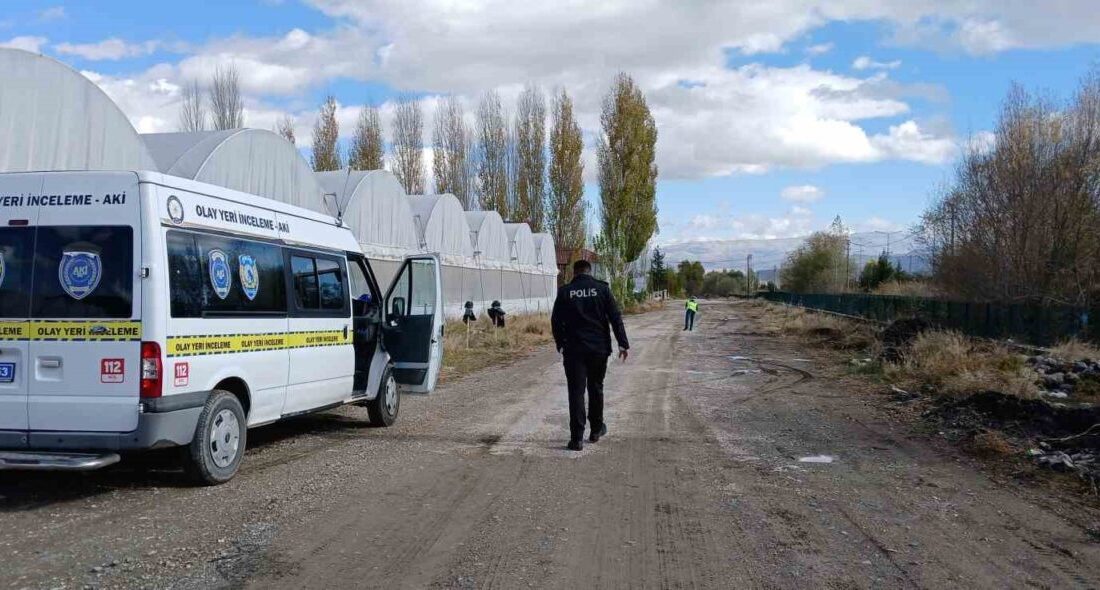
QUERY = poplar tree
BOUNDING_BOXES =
[597,73,659,298]
[178,80,207,132]
[392,96,426,194]
[432,96,474,207]
[209,64,244,130]
[349,105,384,170]
[310,96,342,172]
[476,90,510,217]
[547,88,586,252]
[514,84,547,230]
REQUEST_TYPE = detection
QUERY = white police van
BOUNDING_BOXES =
[0,171,443,484]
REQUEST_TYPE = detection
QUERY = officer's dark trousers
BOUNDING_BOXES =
[563,351,608,443]
[684,309,696,330]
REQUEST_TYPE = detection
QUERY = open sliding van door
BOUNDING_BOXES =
[382,254,443,393]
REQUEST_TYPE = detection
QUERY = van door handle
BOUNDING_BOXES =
[39,358,61,368]
[343,325,349,340]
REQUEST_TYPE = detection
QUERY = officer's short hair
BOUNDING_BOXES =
[573,259,592,275]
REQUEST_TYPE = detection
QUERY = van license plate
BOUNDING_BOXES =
[0,363,14,383]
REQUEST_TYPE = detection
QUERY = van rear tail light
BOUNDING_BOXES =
[140,341,162,399]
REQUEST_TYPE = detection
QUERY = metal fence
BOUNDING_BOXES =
[758,291,1094,347]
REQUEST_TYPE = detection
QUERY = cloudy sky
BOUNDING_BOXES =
[4,1,1100,245]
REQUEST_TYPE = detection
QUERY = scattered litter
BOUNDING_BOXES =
[731,369,762,377]
[798,455,835,464]
[1040,390,1069,399]
[728,356,753,361]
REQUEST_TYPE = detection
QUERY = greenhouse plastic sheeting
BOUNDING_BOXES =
[0,48,156,173]
[143,129,324,211]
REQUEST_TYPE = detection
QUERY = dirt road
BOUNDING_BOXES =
[2,300,1099,589]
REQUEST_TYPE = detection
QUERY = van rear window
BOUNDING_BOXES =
[0,226,133,319]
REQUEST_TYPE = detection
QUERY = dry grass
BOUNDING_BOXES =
[440,314,554,383]
[776,306,877,350]
[1048,338,1100,362]
[969,430,1016,456]
[884,330,1039,399]
[625,298,666,314]
[872,280,939,298]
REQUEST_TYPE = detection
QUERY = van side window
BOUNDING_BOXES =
[288,253,348,315]
[317,259,344,310]
[31,226,133,319]
[291,256,320,309]
[167,230,286,317]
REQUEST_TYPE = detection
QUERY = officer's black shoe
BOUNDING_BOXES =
[566,440,583,452]
[589,424,607,443]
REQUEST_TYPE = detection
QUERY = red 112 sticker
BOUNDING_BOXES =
[100,358,125,383]
[174,362,189,387]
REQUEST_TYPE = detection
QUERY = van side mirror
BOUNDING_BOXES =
[391,296,406,318]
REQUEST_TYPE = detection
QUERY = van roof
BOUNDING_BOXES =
[135,170,342,229]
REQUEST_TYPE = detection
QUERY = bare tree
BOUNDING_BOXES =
[476,90,510,217]
[514,84,547,230]
[392,96,425,194]
[432,96,474,207]
[275,114,296,146]
[209,64,244,130]
[178,80,207,132]
[311,96,342,172]
[920,69,1100,305]
[547,88,586,252]
[348,105,385,171]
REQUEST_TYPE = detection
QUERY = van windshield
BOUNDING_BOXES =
[0,226,134,319]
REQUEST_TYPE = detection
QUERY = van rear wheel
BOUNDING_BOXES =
[183,390,247,485]
[366,366,399,427]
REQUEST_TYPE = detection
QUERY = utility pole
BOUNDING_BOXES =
[746,253,753,297]
[845,238,851,292]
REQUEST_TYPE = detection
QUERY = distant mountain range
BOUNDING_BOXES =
[658,232,931,281]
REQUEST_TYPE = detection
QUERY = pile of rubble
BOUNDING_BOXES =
[1026,356,1100,401]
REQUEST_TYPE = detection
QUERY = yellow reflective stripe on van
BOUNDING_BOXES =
[0,320,142,341]
[166,330,350,357]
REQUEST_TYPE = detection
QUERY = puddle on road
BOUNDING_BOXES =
[798,455,836,464]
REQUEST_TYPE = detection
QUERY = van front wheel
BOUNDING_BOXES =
[366,366,399,427]
[183,390,247,485]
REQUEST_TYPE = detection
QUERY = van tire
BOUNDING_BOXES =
[183,390,247,485]
[366,366,399,427]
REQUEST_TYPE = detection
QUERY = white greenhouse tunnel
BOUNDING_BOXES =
[0,47,557,319]
[314,169,419,287]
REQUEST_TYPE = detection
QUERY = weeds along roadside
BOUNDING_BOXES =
[751,299,1100,494]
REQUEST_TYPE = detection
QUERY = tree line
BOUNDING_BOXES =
[177,67,658,290]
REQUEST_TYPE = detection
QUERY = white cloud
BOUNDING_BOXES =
[65,0,1100,179]
[56,39,159,61]
[1,36,47,53]
[805,42,834,56]
[852,56,902,70]
[781,185,824,203]
[871,120,957,164]
[39,6,66,21]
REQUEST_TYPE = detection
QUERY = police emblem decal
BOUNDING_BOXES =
[239,254,259,301]
[59,250,102,300]
[208,249,232,300]
[166,195,185,224]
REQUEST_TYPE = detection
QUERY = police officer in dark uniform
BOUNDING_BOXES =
[551,260,630,451]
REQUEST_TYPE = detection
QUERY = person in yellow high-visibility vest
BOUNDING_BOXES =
[684,296,698,331]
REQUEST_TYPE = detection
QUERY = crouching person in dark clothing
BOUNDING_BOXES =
[551,260,630,451]
[487,300,506,327]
